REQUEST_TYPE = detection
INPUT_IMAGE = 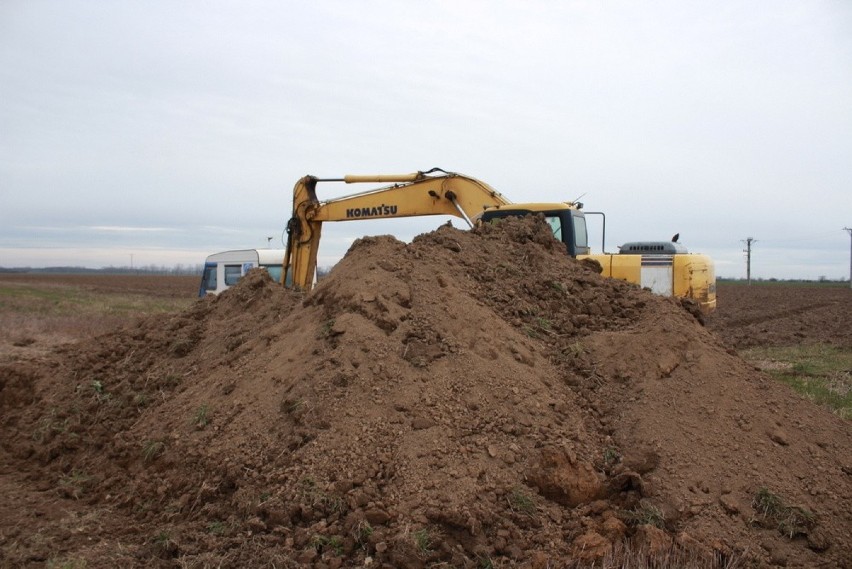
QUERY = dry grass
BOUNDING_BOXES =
[0,280,193,354]
[752,487,816,539]
[565,539,745,568]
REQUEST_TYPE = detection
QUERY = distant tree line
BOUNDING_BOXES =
[718,276,849,284]
[0,264,204,276]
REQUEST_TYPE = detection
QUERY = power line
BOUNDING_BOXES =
[742,237,757,285]
[844,227,851,289]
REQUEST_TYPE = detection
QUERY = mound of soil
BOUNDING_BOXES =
[1,217,850,568]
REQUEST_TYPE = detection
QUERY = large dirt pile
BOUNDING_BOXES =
[1,217,850,568]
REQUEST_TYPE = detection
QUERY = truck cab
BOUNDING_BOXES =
[199,249,287,297]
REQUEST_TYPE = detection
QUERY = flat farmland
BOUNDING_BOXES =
[707,281,852,349]
[0,272,199,297]
[0,273,199,361]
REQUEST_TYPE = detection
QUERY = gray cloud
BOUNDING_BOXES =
[1,0,850,279]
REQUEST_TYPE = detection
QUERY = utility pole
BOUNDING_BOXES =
[845,228,852,289]
[742,237,756,285]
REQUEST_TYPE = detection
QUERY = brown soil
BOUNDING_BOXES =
[1,219,850,568]
[707,283,852,349]
[0,273,200,298]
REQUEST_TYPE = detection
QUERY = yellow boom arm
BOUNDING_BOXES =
[283,169,511,290]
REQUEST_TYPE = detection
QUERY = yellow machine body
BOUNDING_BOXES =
[283,168,716,313]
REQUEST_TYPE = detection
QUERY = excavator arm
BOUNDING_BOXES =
[283,168,511,290]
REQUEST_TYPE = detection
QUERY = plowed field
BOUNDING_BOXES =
[0,273,199,297]
[708,282,852,349]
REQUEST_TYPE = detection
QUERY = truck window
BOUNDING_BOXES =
[224,265,242,286]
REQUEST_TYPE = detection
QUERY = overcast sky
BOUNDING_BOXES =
[1,0,850,279]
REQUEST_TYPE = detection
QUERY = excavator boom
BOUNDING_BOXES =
[284,169,511,290]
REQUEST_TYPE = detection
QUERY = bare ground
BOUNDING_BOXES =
[707,282,852,350]
[1,225,850,568]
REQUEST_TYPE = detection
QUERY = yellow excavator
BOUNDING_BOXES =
[283,168,716,313]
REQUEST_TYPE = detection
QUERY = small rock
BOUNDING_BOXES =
[769,549,788,566]
[631,525,672,556]
[364,508,391,525]
[527,447,604,507]
[676,530,711,558]
[623,448,660,474]
[296,549,317,564]
[412,417,436,430]
[571,531,611,563]
[348,490,370,508]
[505,544,524,560]
[768,428,789,446]
[246,516,267,532]
[529,551,549,569]
[719,494,740,515]
[588,500,609,515]
[600,517,627,540]
[806,528,831,552]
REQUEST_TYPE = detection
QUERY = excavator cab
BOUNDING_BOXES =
[480,206,590,256]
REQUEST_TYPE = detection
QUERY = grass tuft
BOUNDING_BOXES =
[752,487,816,538]
[310,534,343,555]
[206,521,226,535]
[603,446,621,467]
[623,502,666,528]
[193,404,211,428]
[353,520,373,547]
[317,319,336,339]
[58,471,91,500]
[413,528,433,553]
[142,439,166,462]
[507,487,538,515]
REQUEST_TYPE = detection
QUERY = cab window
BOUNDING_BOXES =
[573,214,588,248]
[545,216,562,241]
